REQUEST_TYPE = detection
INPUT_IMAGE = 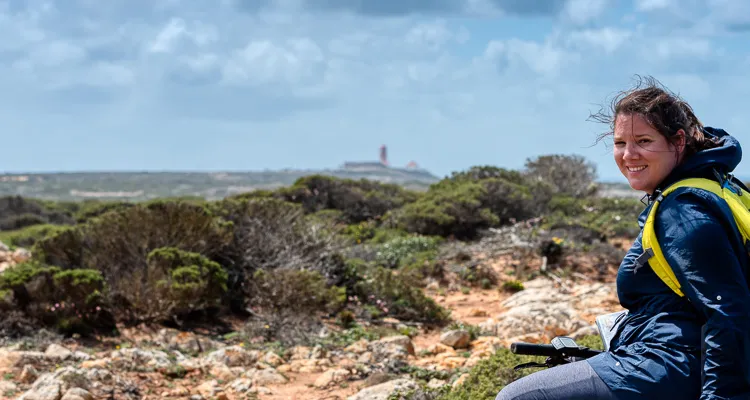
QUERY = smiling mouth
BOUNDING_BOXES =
[627,166,647,172]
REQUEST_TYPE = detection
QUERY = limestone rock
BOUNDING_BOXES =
[60,388,94,400]
[368,336,415,362]
[111,348,172,369]
[248,368,288,386]
[203,346,259,367]
[348,378,418,400]
[313,368,350,388]
[18,367,90,400]
[439,330,471,349]
[45,344,73,361]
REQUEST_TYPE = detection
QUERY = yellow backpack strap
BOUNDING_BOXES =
[640,177,750,298]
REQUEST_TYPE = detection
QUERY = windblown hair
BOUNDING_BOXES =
[591,75,721,159]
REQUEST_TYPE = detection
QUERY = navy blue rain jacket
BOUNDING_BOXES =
[586,127,750,400]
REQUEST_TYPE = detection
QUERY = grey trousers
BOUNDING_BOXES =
[495,360,618,400]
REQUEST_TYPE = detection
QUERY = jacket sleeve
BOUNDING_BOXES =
[656,188,750,400]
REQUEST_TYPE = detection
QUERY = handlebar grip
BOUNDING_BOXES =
[511,342,604,358]
[510,342,559,357]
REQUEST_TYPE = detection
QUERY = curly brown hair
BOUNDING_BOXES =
[590,75,721,160]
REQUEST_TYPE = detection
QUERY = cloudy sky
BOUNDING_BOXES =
[1,0,749,181]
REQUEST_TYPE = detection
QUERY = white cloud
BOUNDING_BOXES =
[221,38,325,86]
[566,28,632,53]
[563,0,610,25]
[405,20,469,50]
[634,0,674,11]
[482,38,576,77]
[652,36,712,60]
[148,19,187,53]
[706,0,750,31]
[147,18,219,54]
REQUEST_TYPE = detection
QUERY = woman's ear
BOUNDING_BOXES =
[674,129,687,153]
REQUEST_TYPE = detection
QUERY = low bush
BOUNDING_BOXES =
[31,201,232,325]
[0,262,115,334]
[0,196,75,230]
[0,224,68,248]
[544,196,642,238]
[399,252,446,286]
[137,247,228,323]
[276,175,421,223]
[210,197,345,310]
[244,268,346,345]
[391,180,498,239]
[350,263,451,324]
[392,173,536,239]
[522,154,599,198]
[455,262,498,289]
[376,235,441,269]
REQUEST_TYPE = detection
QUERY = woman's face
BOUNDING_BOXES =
[613,113,684,195]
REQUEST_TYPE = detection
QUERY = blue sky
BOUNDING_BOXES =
[1,0,749,182]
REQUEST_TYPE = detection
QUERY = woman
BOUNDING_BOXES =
[495,76,750,400]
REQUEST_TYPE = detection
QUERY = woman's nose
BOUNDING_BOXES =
[623,143,639,160]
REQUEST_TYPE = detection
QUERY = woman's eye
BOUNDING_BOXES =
[638,139,651,144]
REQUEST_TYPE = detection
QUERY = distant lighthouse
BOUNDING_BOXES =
[379,145,389,166]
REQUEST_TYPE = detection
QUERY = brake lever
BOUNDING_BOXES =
[513,361,549,371]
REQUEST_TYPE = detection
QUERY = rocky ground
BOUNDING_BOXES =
[0,232,629,400]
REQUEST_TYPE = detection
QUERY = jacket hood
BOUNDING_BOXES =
[655,127,743,193]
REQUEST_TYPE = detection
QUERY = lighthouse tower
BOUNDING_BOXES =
[379,145,389,166]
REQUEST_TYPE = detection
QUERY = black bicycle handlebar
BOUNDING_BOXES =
[511,342,602,359]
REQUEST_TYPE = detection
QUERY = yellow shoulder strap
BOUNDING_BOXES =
[641,177,750,298]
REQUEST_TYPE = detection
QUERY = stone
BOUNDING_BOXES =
[348,378,418,400]
[313,368,350,388]
[19,364,38,383]
[203,346,259,367]
[45,344,73,361]
[263,351,284,367]
[427,343,455,355]
[61,388,94,400]
[196,380,221,398]
[250,368,288,386]
[368,336,415,362]
[111,348,172,369]
[439,330,471,349]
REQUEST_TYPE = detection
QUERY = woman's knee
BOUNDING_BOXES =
[495,379,539,400]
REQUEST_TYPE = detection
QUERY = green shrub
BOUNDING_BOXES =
[244,268,346,345]
[399,252,445,286]
[32,201,232,325]
[0,224,68,249]
[434,347,539,400]
[448,166,526,185]
[376,236,441,268]
[455,263,498,289]
[72,200,135,223]
[0,262,114,334]
[248,268,346,314]
[392,180,498,239]
[392,174,535,239]
[277,175,420,223]
[522,154,599,198]
[342,220,378,243]
[210,197,345,311]
[139,247,229,321]
[502,280,525,293]
[479,178,535,225]
[352,265,451,324]
[543,196,642,239]
[0,196,75,230]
